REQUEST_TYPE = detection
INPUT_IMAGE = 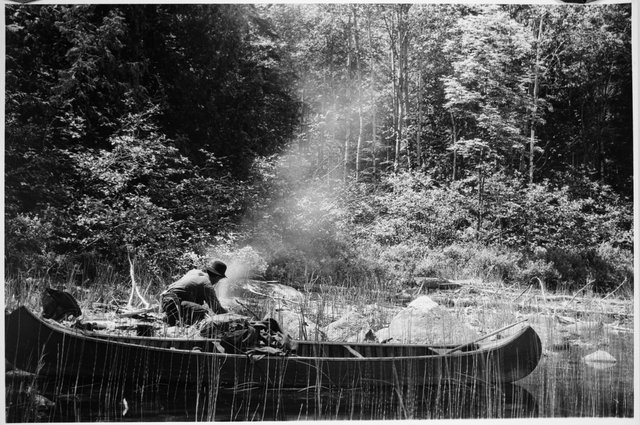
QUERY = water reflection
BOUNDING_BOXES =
[17,380,536,422]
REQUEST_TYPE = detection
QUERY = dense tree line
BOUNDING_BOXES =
[252,3,633,292]
[264,4,632,192]
[5,4,299,277]
[4,4,633,293]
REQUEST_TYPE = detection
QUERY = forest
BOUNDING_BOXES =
[4,3,634,301]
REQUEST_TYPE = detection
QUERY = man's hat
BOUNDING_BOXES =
[205,260,227,278]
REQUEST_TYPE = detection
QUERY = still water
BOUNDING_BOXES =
[6,330,634,421]
[518,329,634,418]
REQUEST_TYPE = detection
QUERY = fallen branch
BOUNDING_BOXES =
[118,305,160,318]
[601,277,627,301]
[533,277,547,305]
[512,284,532,303]
[562,279,593,314]
[126,250,150,309]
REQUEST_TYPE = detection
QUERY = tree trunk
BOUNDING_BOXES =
[345,14,353,183]
[530,15,544,185]
[402,12,411,172]
[451,112,457,181]
[416,57,423,169]
[477,151,484,239]
[367,7,377,178]
[353,7,364,182]
[318,98,325,173]
[393,5,411,174]
[390,31,399,174]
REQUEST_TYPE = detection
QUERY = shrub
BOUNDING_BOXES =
[516,257,562,289]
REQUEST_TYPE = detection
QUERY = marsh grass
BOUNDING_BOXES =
[4,262,633,421]
[5,266,163,315]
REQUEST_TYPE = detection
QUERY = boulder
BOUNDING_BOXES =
[583,350,617,370]
[218,279,304,314]
[583,350,617,363]
[377,296,478,344]
[324,309,371,343]
[262,309,325,340]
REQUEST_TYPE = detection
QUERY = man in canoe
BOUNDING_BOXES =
[160,260,228,326]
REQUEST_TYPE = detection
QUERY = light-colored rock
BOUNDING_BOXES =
[264,309,324,340]
[220,279,303,302]
[384,295,479,344]
[583,350,617,370]
[583,350,617,363]
[406,295,439,311]
[218,279,304,314]
[375,327,393,342]
[324,309,371,343]
[270,309,305,339]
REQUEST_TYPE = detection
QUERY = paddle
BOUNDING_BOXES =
[443,319,529,355]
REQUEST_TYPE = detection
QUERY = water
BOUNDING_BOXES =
[518,330,634,418]
[8,382,539,421]
[6,327,633,421]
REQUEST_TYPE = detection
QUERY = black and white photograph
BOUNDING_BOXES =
[3,0,636,422]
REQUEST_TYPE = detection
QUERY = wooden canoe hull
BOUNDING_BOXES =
[5,307,541,391]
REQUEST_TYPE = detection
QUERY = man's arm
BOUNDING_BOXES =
[204,285,227,314]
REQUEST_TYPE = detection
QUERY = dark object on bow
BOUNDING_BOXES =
[42,288,82,321]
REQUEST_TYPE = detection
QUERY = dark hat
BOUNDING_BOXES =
[205,260,227,278]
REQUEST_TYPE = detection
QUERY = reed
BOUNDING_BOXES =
[4,260,633,421]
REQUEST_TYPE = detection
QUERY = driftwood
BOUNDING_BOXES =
[118,305,160,318]
[126,251,150,309]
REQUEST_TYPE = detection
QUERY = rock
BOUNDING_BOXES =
[407,295,439,311]
[583,350,617,363]
[375,327,393,342]
[383,296,479,344]
[324,309,371,343]
[583,350,617,370]
[221,279,303,302]
[269,309,303,338]
[264,309,324,340]
[218,279,304,313]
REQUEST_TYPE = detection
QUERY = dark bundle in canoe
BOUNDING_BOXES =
[41,288,82,321]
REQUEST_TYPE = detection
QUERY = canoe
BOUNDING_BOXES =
[4,306,541,393]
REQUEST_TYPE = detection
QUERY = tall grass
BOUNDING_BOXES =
[5,246,634,421]
[4,262,164,314]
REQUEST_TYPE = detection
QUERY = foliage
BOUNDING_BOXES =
[442,5,532,174]
[5,4,298,282]
[4,4,633,299]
